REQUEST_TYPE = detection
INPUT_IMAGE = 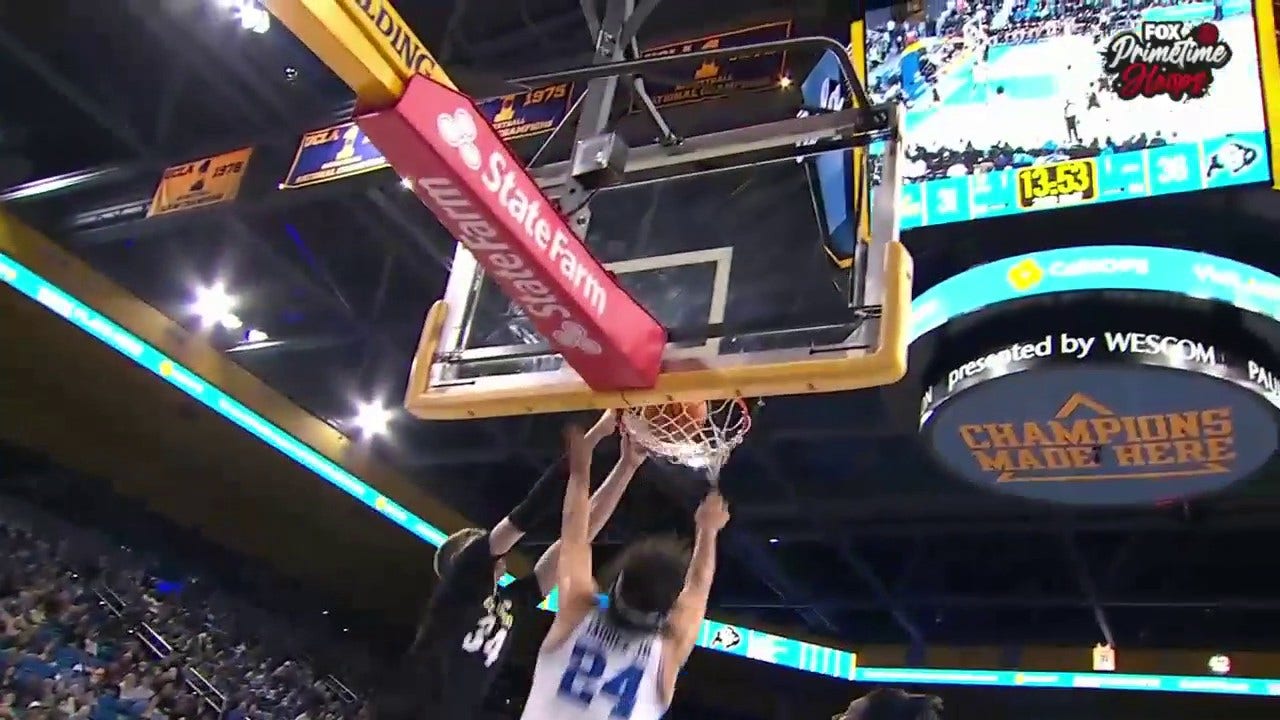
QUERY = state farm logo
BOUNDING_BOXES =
[437,109,481,171]
[417,105,609,356]
[551,320,601,354]
[1102,21,1232,101]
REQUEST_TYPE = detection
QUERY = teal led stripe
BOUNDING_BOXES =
[2,249,1277,697]
[911,246,1280,344]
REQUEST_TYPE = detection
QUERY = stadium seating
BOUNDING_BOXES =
[0,483,367,720]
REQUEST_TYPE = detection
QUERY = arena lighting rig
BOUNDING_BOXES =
[263,0,912,419]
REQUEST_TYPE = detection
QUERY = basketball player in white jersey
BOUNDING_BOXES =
[520,425,730,720]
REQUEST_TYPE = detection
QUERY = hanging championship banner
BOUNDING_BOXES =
[283,84,574,190]
[148,148,253,217]
[639,21,792,108]
[476,82,574,141]
[282,121,389,189]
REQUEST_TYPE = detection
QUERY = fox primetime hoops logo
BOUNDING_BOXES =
[921,331,1280,505]
[1102,21,1233,101]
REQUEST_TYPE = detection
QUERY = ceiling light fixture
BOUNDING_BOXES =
[219,0,270,34]
[352,401,394,438]
[191,283,236,329]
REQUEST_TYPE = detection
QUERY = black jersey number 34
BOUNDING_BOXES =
[461,595,513,667]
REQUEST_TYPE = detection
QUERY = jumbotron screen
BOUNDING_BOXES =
[854,0,1271,228]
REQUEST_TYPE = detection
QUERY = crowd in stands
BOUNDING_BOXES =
[0,481,371,720]
[898,130,1178,182]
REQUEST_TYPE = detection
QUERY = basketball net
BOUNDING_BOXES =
[620,399,752,486]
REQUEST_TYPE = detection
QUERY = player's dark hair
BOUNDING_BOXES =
[434,527,486,578]
[834,689,944,720]
[606,536,691,632]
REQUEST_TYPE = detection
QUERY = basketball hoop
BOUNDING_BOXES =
[620,398,752,486]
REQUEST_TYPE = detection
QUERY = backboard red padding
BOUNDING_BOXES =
[359,75,666,391]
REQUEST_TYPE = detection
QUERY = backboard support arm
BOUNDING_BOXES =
[482,2,899,346]
[507,14,893,280]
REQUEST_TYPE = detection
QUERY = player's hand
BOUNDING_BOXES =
[565,424,593,480]
[694,492,730,533]
[584,409,617,447]
[619,431,647,468]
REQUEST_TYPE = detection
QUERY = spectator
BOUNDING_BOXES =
[0,494,369,720]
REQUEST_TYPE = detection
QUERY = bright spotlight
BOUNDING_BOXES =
[778,75,793,88]
[226,1,270,33]
[249,9,271,33]
[192,283,236,329]
[220,313,244,331]
[353,401,394,437]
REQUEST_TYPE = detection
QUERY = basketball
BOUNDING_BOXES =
[642,401,708,436]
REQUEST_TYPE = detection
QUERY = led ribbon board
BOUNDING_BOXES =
[910,245,1280,344]
[913,245,1280,505]
[2,248,1279,694]
[851,0,1272,228]
[922,339,1280,504]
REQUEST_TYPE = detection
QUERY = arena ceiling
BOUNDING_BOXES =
[5,0,1280,661]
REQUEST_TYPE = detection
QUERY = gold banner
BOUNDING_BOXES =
[147,148,253,218]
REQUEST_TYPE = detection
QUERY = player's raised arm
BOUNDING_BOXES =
[538,423,603,651]
[533,425,645,596]
[659,492,730,701]
[485,411,614,560]
[557,424,597,597]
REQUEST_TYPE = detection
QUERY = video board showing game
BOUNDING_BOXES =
[859,0,1272,228]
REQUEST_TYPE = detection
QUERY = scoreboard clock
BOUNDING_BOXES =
[1015,159,1099,209]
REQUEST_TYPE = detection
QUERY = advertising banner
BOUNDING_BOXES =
[921,330,1280,504]
[356,75,666,390]
[910,245,1280,342]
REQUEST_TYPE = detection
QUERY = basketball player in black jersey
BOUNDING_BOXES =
[374,411,644,720]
